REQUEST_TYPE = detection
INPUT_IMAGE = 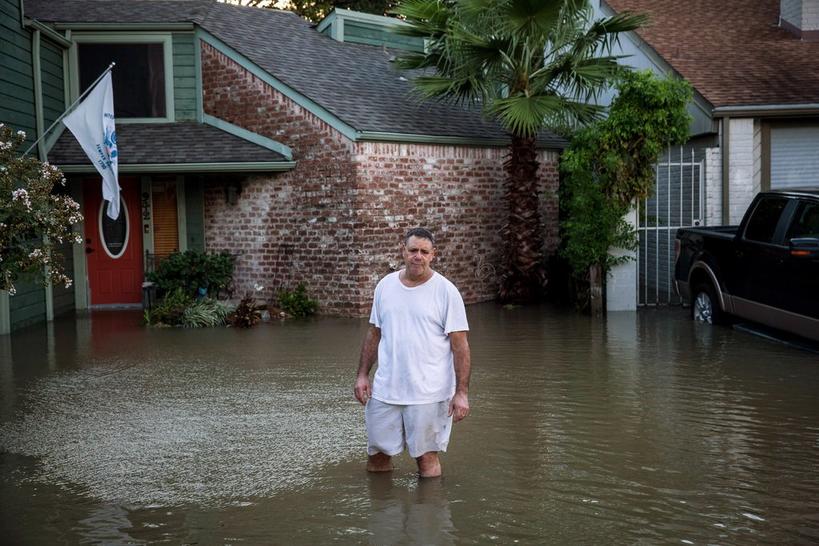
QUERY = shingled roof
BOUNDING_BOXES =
[24,0,565,147]
[48,122,289,170]
[605,0,819,108]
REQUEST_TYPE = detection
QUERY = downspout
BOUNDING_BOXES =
[721,117,730,225]
[32,29,45,159]
[32,29,55,321]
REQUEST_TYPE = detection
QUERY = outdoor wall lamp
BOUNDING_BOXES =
[225,180,243,206]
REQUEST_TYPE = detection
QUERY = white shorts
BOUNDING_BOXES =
[365,398,453,458]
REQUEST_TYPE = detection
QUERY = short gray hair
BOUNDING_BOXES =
[403,227,435,246]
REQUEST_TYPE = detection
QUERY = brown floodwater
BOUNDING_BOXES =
[1,304,818,544]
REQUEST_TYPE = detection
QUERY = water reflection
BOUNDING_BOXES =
[1,305,818,544]
[367,474,455,545]
[75,505,137,545]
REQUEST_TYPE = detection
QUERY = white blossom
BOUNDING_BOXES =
[16,130,25,138]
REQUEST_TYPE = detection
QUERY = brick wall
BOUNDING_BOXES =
[202,42,362,315]
[705,146,722,226]
[728,118,756,224]
[200,41,560,316]
[352,142,559,305]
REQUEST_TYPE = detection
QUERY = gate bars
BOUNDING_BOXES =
[637,146,704,306]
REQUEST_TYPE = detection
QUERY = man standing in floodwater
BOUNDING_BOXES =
[354,227,471,478]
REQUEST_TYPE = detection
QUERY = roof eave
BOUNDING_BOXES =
[51,22,195,31]
[712,104,819,118]
[23,18,72,48]
[356,131,565,149]
[57,161,297,174]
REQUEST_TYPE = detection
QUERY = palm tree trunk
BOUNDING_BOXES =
[499,134,547,303]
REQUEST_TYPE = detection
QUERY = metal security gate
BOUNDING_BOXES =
[637,146,704,306]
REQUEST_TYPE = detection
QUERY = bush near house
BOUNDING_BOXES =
[0,125,83,295]
[277,283,319,318]
[147,250,235,298]
[227,296,263,328]
[560,70,692,314]
[144,287,232,327]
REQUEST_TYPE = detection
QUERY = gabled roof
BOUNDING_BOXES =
[24,0,211,24]
[605,0,819,109]
[49,122,293,173]
[25,0,565,148]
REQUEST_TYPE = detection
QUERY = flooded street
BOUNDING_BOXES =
[1,304,818,544]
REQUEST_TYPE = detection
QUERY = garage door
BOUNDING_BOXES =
[770,126,819,189]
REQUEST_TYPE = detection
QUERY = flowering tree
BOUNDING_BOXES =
[0,124,83,295]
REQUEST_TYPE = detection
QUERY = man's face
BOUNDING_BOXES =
[402,235,435,279]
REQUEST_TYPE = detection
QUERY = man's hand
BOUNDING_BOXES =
[448,392,470,422]
[354,374,372,405]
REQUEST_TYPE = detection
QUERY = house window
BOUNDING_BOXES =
[79,43,166,118]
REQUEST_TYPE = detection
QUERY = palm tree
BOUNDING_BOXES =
[393,0,645,303]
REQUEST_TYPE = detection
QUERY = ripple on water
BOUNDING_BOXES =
[0,358,364,506]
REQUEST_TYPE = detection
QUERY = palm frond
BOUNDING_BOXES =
[486,93,565,136]
[411,74,487,104]
[542,55,622,100]
[583,12,647,52]
[501,0,564,36]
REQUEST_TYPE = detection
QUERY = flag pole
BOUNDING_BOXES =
[23,62,115,157]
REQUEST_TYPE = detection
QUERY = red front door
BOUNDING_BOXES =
[84,177,143,305]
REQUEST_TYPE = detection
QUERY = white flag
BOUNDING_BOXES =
[63,71,120,220]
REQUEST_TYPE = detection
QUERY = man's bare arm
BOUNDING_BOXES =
[354,325,381,405]
[448,331,471,422]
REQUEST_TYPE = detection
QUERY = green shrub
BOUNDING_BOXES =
[228,296,262,328]
[277,283,318,318]
[182,298,232,328]
[147,250,235,298]
[145,288,194,326]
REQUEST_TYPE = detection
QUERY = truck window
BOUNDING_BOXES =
[786,201,819,239]
[744,197,788,243]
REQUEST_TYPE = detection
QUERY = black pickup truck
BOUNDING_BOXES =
[674,191,819,342]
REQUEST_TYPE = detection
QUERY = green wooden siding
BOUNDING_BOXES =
[344,21,424,52]
[40,37,65,129]
[173,33,196,121]
[184,177,205,251]
[9,277,47,332]
[1,0,36,142]
[52,241,76,317]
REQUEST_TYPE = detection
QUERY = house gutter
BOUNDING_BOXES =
[51,22,195,31]
[713,104,819,117]
[356,131,566,149]
[57,161,297,174]
[24,18,73,48]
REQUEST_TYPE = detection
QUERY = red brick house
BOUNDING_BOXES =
[2,0,563,329]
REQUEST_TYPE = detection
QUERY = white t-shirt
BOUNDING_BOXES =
[369,270,469,405]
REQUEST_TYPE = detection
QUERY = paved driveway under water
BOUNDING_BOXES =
[1,304,818,544]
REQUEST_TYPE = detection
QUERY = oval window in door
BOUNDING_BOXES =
[99,197,129,259]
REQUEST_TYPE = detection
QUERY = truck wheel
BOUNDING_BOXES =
[691,282,725,325]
